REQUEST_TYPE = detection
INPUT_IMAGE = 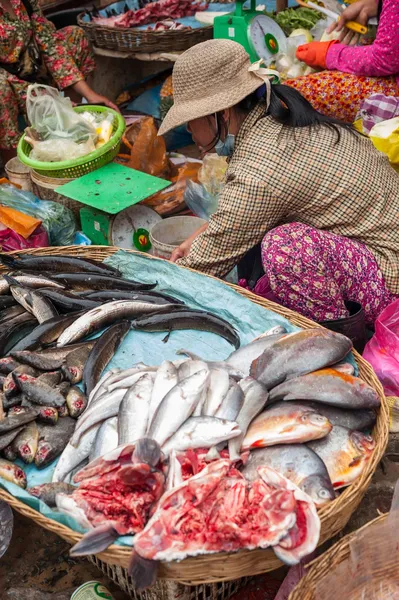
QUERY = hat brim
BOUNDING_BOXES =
[158,72,264,136]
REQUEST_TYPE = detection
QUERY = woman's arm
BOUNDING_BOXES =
[171,223,208,262]
[177,172,284,277]
[326,0,399,77]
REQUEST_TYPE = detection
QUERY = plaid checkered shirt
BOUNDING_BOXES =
[178,104,399,295]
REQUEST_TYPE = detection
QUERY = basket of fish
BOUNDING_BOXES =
[0,246,388,600]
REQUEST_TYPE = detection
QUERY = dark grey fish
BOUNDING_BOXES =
[9,311,85,352]
[51,272,157,291]
[37,371,63,387]
[86,289,184,305]
[0,425,25,451]
[0,408,39,434]
[3,365,39,399]
[0,312,36,355]
[132,308,240,349]
[0,296,17,310]
[83,321,130,396]
[27,482,75,507]
[0,357,21,375]
[0,253,121,276]
[0,305,25,325]
[66,386,88,418]
[5,276,58,324]
[37,288,100,312]
[12,373,66,407]
[35,417,76,468]
[11,341,95,371]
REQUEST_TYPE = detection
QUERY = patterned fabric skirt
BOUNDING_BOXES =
[285,71,399,123]
[0,26,95,150]
[257,222,397,326]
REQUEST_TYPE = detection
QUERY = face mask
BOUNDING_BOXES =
[215,133,235,157]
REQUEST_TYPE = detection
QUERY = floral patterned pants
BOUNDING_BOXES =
[260,223,397,326]
[0,26,95,149]
[285,71,399,123]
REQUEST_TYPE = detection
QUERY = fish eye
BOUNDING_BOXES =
[319,489,330,499]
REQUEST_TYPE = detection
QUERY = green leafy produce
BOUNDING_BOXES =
[272,7,322,34]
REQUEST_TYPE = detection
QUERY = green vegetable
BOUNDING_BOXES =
[270,7,322,35]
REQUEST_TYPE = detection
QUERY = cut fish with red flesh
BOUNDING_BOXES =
[176,448,249,481]
[132,461,319,567]
[257,467,320,565]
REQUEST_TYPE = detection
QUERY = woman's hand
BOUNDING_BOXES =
[328,0,378,45]
[70,80,120,113]
[170,222,209,263]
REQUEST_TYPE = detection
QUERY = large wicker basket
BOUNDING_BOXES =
[288,513,388,600]
[0,246,389,596]
[77,12,213,53]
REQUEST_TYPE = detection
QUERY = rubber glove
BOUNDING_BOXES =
[296,41,338,69]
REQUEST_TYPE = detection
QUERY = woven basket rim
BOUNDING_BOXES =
[0,246,389,584]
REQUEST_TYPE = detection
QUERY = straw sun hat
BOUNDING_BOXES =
[158,39,277,136]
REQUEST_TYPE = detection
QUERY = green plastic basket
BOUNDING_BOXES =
[17,105,126,179]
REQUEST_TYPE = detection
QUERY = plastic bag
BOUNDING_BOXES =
[143,160,202,216]
[0,223,48,251]
[184,180,219,220]
[0,184,76,246]
[363,299,399,397]
[0,205,41,238]
[29,137,96,162]
[276,37,308,80]
[26,84,96,143]
[313,479,399,599]
[369,117,399,169]
[119,116,171,179]
[198,155,228,197]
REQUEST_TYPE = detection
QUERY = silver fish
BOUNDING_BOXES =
[8,283,58,324]
[228,377,268,459]
[308,425,375,489]
[268,368,381,409]
[57,300,180,347]
[175,350,245,379]
[242,401,332,450]
[215,380,244,421]
[251,325,288,341]
[203,368,229,416]
[148,370,209,446]
[251,329,353,389]
[242,444,335,507]
[226,334,285,376]
[0,273,64,295]
[52,425,99,483]
[162,416,241,454]
[166,450,183,491]
[177,359,209,381]
[88,369,120,407]
[287,401,377,431]
[71,388,126,446]
[90,417,118,462]
[148,361,178,427]
[118,374,153,444]
[107,368,156,393]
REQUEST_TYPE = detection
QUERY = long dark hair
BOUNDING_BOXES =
[239,83,356,141]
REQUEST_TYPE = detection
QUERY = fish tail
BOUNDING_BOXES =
[128,550,158,591]
[3,273,20,286]
[69,524,118,556]
[133,438,161,467]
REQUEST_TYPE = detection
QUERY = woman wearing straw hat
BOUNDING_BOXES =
[160,39,399,333]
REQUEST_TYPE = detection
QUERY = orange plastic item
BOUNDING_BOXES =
[119,116,170,179]
[143,161,201,216]
[0,177,21,189]
[0,205,41,239]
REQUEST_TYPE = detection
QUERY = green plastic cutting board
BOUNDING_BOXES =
[55,163,171,215]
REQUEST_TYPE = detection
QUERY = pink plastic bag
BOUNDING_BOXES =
[0,225,48,252]
[363,299,399,396]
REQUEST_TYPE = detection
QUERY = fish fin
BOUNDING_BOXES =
[162,329,171,344]
[3,274,21,287]
[0,254,18,269]
[133,438,161,467]
[69,524,119,556]
[129,550,159,591]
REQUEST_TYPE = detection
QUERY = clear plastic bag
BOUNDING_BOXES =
[184,155,227,219]
[184,180,219,220]
[29,137,96,162]
[0,184,76,246]
[198,155,228,197]
[26,84,96,143]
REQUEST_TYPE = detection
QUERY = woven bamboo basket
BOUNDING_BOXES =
[288,513,388,600]
[30,170,81,222]
[77,12,213,53]
[0,246,389,596]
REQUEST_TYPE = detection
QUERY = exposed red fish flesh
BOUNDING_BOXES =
[130,460,320,588]
[92,0,208,29]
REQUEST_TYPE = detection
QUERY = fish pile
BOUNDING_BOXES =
[0,252,239,485]
[90,0,208,28]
